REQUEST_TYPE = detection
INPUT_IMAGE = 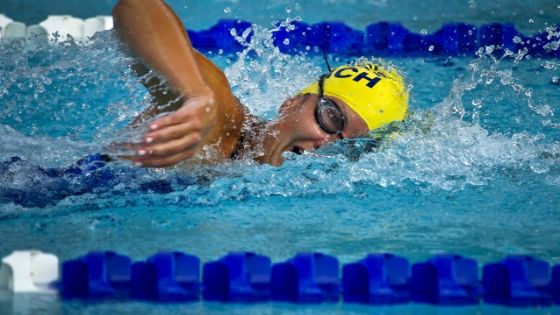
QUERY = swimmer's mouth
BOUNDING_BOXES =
[289,146,304,155]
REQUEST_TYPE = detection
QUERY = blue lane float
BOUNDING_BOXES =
[410,255,480,305]
[342,253,410,304]
[203,252,271,302]
[187,19,560,57]
[552,265,560,304]
[61,251,131,299]
[31,251,560,307]
[130,252,200,301]
[482,255,553,307]
[270,252,340,303]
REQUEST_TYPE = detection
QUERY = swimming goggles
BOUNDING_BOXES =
[315,74,346,137]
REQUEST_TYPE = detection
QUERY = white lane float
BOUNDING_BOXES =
[0,13,114,44]
[0,250,59,293]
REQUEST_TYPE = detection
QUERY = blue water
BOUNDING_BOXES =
[1,1,560,314]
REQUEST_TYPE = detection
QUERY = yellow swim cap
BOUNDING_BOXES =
[300,63,409,131]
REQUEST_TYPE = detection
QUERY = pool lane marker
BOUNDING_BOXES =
[0,13,558,57]
[0,15,112,44]
[1,250,560,306]
[0,250,59,293]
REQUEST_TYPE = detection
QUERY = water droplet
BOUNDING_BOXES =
[472,98,482,108]
[224,7,231,14]
[428,45,435,52]
[542,61,557,70]
[548,41,560,50]
[283,38,290,45]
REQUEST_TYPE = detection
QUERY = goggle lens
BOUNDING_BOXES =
[316,98,345,135]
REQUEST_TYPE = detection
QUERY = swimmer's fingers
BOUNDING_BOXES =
[148,95,216,131]
[131,150,197,168]
[137,132,202,158]
[143,120,200,144]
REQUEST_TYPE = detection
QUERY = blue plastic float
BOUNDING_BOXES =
[61,251,131,299]
[131,252,200,301]
[342,253,409,304]
[409,254,480,305]
[38,250,560,307]
[483,255,553,306]
[186,19,560,57]
[203,252,270,302]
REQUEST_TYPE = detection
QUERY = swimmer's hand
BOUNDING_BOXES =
[131,92,217,167]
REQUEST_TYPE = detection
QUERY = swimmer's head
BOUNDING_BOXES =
[299,62,409,132]
[257,62,409,166]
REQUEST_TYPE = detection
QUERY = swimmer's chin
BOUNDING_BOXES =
[258,150,288,166]
[270,147,306,166]
[266,153,285,166]
[258,145,305,166]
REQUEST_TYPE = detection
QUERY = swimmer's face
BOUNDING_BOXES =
[258,94,369,166]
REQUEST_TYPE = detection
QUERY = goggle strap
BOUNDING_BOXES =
[322,49,333,73]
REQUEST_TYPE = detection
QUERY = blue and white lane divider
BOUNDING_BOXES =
[1,250,560,307]
[189,20,560,57]
[1,12,559,57]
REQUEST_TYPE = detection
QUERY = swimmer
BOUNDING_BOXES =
[112,0,408,167]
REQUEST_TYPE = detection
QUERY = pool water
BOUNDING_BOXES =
[1,1,560,314]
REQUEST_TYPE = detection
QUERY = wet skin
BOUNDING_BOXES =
[258,94,369,166]
[113,0,369,167]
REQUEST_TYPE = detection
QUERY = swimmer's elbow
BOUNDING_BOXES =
[112,0,162,20]
[112,0,132,22]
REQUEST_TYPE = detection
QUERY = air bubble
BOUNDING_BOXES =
[468,0,476,8]
[224,7,231,14]
[529,18,535,24]
[512,36,523,44]
[428,45,435,52]
[472,98,482,108]
[420,29,428,35]
[285,6,293,14]
[283,38,290,45]
[548,41,560,51]
[542,61,557,70]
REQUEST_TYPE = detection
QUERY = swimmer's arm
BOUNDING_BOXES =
[113,0,244,167]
